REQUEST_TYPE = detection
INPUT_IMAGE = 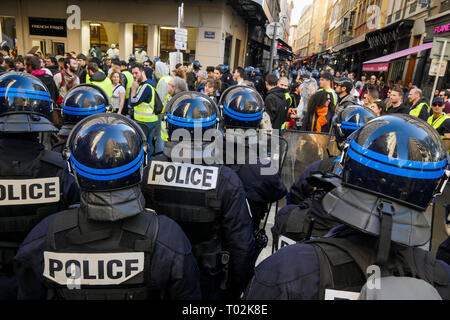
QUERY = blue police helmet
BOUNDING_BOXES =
[219,85,264,129]
[66,113,148,191]
[165,91,219,140]
[333,105,376,150]
[0,71,57,133]
[62,84,110,125]
[342,114,449,209]
[253,68,261,75]
[291,69,298,76]
[311,70,320,78]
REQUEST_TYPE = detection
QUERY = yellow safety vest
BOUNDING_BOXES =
[427,114,450,139]
[410,102,430,118]
[282,92,293,130]
[161,121,169,142]
[133,83,158,123]
[318,88,337,107]
[157,76,172,112]
[122,70,134,99]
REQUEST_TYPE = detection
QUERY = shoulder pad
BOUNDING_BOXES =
[40,150,68,170]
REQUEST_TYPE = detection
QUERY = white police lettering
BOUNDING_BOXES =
[0,178,60,206]
[43,252,144,285]
[324,289,360,300]
[278,235,296,249]
[148,161,218,190]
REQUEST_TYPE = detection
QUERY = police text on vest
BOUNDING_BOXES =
[0,177,60,206]
[148,161,218,190]
[43,252,144,285]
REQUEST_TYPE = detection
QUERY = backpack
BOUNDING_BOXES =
[56,71,64,105]
[307,237,449,300]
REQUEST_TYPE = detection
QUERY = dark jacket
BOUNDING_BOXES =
[31,70,59,102]
[142,156,256,300]
[245,225,450,300]
[77,67,87,84]
[301,108,334,133]
[386,103,410,115]
[265,87,290,129]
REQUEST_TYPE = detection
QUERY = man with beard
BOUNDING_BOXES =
[53,56,79,105]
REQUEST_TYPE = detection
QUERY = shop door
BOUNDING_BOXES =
[404,36,421,85]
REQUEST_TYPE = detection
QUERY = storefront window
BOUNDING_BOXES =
[90,23,108,53]
[133,25,148,52]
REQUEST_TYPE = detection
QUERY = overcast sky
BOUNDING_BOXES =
[291,0,314,25]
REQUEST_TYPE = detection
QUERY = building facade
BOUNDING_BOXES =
[0,0,268,68]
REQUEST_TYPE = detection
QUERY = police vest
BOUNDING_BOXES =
[306,237,449,300]
[43,208,159,300]
[143,161,225,275]
[133,83,158,123]
[409,102,430,118]
[156,76,172,112]
[0,150,66,275]
[122,71,134,99]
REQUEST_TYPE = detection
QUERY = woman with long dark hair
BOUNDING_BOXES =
[300,90,334,133]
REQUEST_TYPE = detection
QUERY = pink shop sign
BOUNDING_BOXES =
[435,24,450,34]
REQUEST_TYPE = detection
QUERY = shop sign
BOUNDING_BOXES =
[29,17,67,37]
[434,23,450,34]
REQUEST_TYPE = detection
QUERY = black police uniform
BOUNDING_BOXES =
[142,92,255,300]
[14,113,201,300]
[0,72,80,300]
[245,115,450,300]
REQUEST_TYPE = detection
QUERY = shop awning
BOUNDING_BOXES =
[362,42,433,71]
[333,34,366,52]
[228,0,268,26]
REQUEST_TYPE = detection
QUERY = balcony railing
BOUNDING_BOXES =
[409,1,417,14]
[441,0,450,13]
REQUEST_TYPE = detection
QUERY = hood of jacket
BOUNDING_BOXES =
[90,70,107,82]
[267,87,288,99]
[80,185,146,222]
[155,61,169,79]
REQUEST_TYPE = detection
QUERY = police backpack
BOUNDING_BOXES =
[307,236,449,300]
[43,207,159,300]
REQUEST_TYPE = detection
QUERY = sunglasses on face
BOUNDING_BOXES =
[439,95,445,97]
[432,103,443,107]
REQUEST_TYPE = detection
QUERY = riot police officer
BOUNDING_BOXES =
[51,84,109,153]
[14,113,201,300]
[142,92,255,300]
[245,114,450,300]
[219,85,287,232]
[0,72,80,300]
[287,105,377,205]
[273,105,377,250]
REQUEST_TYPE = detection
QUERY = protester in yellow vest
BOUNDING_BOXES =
[130,64,163,157]
[428,97,450,152]
[86,62,113,99]
[318,72,338,110]
[408,88,430,122]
